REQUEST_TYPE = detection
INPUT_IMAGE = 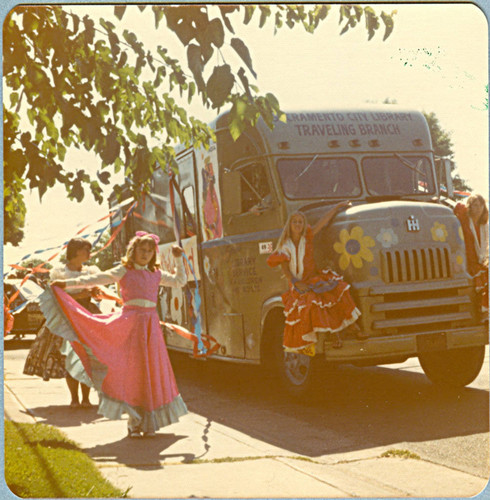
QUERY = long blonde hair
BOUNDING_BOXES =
[274,211,307,251]
[122,234,160,271]
[466,193,489,225]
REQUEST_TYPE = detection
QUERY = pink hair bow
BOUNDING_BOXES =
[135,231,160,245]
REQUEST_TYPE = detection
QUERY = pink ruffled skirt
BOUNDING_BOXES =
[39,287,187,432]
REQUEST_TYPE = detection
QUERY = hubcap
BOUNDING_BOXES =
[284,351,310,385]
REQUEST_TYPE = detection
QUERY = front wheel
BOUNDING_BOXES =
[262,310,324,397]
[418,345,485,388]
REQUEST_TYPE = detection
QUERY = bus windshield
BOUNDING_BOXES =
[362,155,435,196]
[277,157,361,199]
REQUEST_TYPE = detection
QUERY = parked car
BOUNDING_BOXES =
[4,279,45,338]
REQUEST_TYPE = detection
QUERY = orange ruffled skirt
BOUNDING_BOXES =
[281,269,360,352]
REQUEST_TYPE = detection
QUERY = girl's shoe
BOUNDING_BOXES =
[69,401,81,408]
[128,429,141,438]
[80,400,92,408]
[143,431,156,438]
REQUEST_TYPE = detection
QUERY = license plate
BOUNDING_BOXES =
[416,332,447,352]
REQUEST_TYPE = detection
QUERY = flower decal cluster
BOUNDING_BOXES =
[376,228,399,248]
[334,226,375,270]
[431,221,448,242]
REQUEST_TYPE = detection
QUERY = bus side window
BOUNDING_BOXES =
[182,185,197,237]
[239,164,272,214]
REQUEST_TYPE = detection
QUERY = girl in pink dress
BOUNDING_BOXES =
[40,232,188,438]
[267,203,362,355]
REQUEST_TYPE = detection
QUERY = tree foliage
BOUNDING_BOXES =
[89,233,115,271]
[423,111,471,192]
[383,99,472,193]
[4,4,395,245]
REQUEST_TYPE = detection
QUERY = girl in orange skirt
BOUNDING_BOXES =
[454,194,489,316]
[267,202,361,355]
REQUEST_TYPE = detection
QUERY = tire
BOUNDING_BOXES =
[262,309,324,397]
[418,345,485,388]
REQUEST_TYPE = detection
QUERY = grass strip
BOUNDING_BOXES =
[5,420,128,498]
[381,448,421,460]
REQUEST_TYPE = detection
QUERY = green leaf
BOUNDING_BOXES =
[108,31,120,57]
[82,15,95,44]
[219,5,236,34]
[206,64,234,108]
[265,92,281,113]
[118,51,128,68]
[57,142,67,161]
[97,170,111,184]
[230,38,257,79]
[9,92,19,108]
[244,6,255,25]
[381,11,395,41]
[22,10,39,33]
[71,13,80,34]
[339,5,349,24]
[237,67,252,102]
[354,6,363,22]
[187,44,205,92]
[188,81,196,104]
[259,6,271,28]
[228,97,248,141]
[207,18,225,48]
[114,6,126,21]
[100,130,120,165]
[153,6,165,29]
[364,6,380,41]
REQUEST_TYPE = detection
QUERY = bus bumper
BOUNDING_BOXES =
[321,324,489,363]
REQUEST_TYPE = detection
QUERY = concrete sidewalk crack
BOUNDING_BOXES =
[275,456,408,497]
[4,382,39,422]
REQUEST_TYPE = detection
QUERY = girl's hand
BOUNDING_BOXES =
[171,245,184,257]
[90,287,103,299]
[51,280,66,289]
[336,200,351,211]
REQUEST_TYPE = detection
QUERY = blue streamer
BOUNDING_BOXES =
[182,252,205,354]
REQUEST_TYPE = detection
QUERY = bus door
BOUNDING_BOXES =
[201,160,282,360]
[158,152,207,352]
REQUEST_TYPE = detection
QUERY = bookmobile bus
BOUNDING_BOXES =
[110,107,488,395]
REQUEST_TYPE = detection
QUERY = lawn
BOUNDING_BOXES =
[5,420,128,498]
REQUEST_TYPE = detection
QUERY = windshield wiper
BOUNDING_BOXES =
[294,154,319,181]
[394,153,427,178]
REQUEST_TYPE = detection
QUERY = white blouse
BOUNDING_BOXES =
[469,220,489,265]
[50,264,100,296]
[60,259,186,308]
[280,237,306,280]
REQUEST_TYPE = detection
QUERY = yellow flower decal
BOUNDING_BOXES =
[431,221,448,242]
[334,226,375,271]
[456,255,464,266]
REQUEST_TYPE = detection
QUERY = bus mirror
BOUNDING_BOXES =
[221,170,242,215]
[443,159,454,199]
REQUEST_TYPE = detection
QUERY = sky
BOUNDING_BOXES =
[3,2,489,269]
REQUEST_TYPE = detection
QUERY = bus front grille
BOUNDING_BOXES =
[381,245,451,283]
[367,281,475,336]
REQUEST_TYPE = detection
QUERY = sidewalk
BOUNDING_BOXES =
[4,350,488,499]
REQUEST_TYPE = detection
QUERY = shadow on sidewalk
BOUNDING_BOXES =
[21,405,102,426]
[84,433,190,470]
[170,352,490,459]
